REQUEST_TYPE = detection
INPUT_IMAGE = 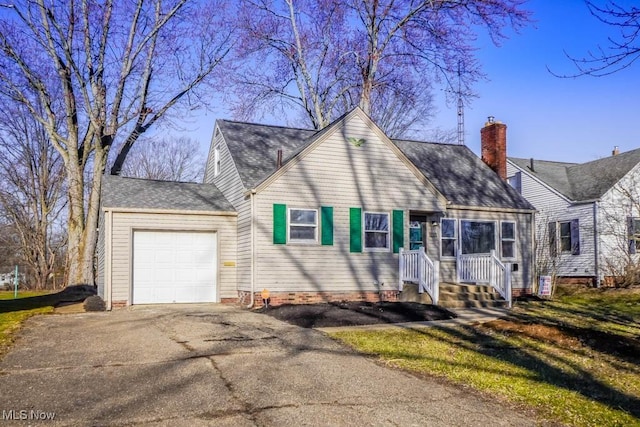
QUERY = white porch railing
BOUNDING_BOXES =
[399,247,439,305]
[456,250,512,307]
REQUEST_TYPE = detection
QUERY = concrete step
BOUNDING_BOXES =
[400,282,508,309]
[439,282,495,294]
[438,299,510,309]
[398,283,434,304]
[438,291,502,302]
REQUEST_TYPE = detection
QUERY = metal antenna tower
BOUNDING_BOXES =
[456,63,464,145]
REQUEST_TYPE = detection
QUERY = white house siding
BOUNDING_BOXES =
[597,167,640,278]
[253,114,444,293]
[205,127,252,292]
[105,211,237,305]
[437,208,534,291]
[507,161,596,278]
[96,211,106,297]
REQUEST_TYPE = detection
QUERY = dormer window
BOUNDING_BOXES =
[214,146,221,177]
[507,171,521,193]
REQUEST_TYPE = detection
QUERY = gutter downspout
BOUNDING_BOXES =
[593,202,601,288]
[247,189,257,308]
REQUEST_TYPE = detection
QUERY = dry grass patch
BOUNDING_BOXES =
[330,286,640,427]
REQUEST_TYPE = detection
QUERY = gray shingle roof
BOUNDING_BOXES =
[510,147,640,201]
[101,175,234,212]
[216,120,316,189]
[394,140,534,209]
[219,118,534,210]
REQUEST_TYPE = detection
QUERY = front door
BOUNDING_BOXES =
[409,215,428,250]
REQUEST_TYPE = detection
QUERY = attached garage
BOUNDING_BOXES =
[97,176,237,309]
[132,230,218,304]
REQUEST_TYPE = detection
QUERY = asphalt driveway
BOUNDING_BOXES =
[0,305,539,426]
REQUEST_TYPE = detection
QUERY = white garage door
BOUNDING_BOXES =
[133,230,217,304]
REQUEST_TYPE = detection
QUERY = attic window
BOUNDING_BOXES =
[507,172,521,193]
[214,145,221,177]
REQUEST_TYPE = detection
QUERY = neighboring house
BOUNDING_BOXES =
[98,108,535,309]
[507,144,640,286]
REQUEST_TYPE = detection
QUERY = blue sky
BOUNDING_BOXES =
[177,0,640,164]
[450,0,640,163]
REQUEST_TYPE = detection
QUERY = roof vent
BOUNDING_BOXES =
[276,149,283,169]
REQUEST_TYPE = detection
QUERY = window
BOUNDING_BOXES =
[501,221,516,259]
[559,221,572,252]
[364,212,389,250]
[213,146,221,177]
[409,221,423,250]
[461,220,495,255]
[441,218,456,257]
[288,208,317,242]
[627,217,640,254]
[507,172,522,193]
[549,219,580,256]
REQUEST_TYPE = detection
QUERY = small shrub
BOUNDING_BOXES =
[83,295,106,312]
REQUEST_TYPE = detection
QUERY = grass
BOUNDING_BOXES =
[329,286,640,427]
[0,290,56,355]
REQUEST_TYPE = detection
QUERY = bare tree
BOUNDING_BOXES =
[0,0,234,286]
[533,212,568,297]
[563,1,640,77]
[0,219,21,282]
[120,136,205,182]
[0,104,66,289]
[233,0,530,137]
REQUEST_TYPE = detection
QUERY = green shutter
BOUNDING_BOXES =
[321,206,333,245]
[349,208,362,253]
[392,210,404,253]
[273,204,287,244]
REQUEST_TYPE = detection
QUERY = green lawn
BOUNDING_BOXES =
[329,287,640,427]
[0,290,56,355]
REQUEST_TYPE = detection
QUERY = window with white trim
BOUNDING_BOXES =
[549,219,580,256]
[559,221,572,252]
[364,212,389,250]
[461,220,496,255]
[441,218,456,257]
[288,208,318,242]
[214,146,221,177]
[501,221,516,259]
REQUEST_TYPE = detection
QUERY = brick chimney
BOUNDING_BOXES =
[612,146,620,156]
[481,116,507,180]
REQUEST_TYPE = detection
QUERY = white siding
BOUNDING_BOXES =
[96,211,105,297]
[106,211,237,305]
[507,161,596,278]
[597,167,640,278]
[205,127,251,291]
[253,113,445,293]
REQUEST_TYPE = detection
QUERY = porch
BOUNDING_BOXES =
[398,248,512,308]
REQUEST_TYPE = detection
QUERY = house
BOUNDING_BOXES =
[97,108,535,309]
[507,143,640,286]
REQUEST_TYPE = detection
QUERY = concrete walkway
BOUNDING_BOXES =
[316,306,510,333]
[0,305,536,426]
